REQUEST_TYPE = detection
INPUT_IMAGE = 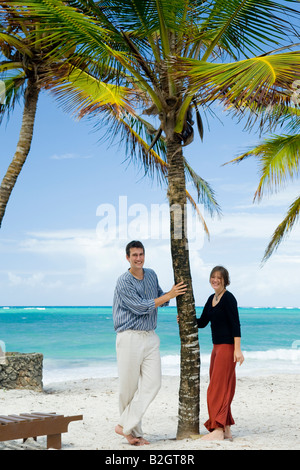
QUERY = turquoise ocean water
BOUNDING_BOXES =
[0,306,299,384]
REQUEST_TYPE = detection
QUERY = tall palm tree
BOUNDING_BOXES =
[8,0,300,438]
[0,2,136,226]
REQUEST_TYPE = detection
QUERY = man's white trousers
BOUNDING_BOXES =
[116,329,161,437]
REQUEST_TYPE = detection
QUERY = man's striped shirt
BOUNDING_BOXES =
[113,268,169,332]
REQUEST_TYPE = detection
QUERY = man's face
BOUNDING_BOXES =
[126,247,145,269]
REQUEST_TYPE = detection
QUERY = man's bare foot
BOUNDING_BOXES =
[137,436,150,445]
[201,428,224,441]
[115,425,140,445]
[224,426,233,440]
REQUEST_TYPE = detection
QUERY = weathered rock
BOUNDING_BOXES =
[0,352,43,391]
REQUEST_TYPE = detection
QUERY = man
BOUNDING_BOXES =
[113,240,186,446]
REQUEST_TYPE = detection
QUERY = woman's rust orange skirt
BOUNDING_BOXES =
[204,344,236,432]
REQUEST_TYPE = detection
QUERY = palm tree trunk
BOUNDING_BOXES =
[0,77,40,227]
[165,122,200,439]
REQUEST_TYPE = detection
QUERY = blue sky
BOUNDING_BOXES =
[0,87,299,308]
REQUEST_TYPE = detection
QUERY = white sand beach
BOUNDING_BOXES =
[0,373,299,451]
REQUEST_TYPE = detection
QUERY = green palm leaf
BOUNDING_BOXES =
[0,33,34,58]
[112,113,169,183]
[227,118,300,262]
[184,158,222,216]
[254,133,300,201]
[0,72,26,122]
[199,0,299,60]
[263,195,300,262]
[176,52,300,109]
[47,65,135,117]
[229,133,300,200]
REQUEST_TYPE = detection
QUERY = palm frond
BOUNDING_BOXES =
[229,133,300,200]
[254,134,300,200]
[119,115,168,181]
[0,71,26,122]
[262,195,300,262]
[46,64,135,118]
[0,33,33,58]
[46,63,168,176]
[186,189,210,239]
[8,0,114,65]
[268,106,300,134]
[0,61,23,73]
[176,52,300,111]
[184,157,222,217]
[199,0,300,60]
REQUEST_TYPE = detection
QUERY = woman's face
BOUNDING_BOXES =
[210,271,225,291]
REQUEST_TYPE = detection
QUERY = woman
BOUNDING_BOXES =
[198,266,244,441]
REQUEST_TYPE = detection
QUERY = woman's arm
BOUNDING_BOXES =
[234,337,244,365]
[195,296,212,328]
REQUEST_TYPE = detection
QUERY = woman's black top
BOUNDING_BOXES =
[197,290,241,344]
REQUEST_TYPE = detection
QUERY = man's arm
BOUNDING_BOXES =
[154,281,187,307]
[116,279,156,315]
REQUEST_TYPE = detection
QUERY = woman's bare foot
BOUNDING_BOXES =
[115,424,140,446]
[200,428,224,441]
[224,426,233,440]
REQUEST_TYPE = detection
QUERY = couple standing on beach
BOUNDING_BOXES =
[112,240,244,446]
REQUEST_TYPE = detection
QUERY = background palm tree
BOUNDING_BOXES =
[0,4,88,226]
[6,0,300,437]
[229,108,300,262]
[0,3,137,226]
[0,4,42,226]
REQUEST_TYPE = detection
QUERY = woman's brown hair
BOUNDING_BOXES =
[210,266,230,287]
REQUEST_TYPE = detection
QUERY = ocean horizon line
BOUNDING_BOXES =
[1,305,300,309]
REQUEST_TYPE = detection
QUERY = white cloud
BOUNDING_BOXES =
[237,191,299,211]
[207,209,300,244]
[209,212,277,239]
[21,230,103,255]
[228,258,300,307]
[50,153,92,160]
[8,272,45,287]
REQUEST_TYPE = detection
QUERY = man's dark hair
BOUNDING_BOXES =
[126,240,145,257]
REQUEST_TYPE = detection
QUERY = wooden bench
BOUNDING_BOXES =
[0,412,83,449]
